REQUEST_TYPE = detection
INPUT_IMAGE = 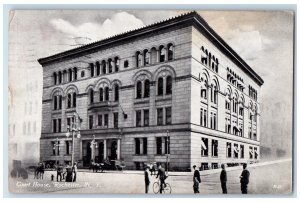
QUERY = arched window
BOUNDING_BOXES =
[68,69,72,82]
[99,88,104,102]
[58,72,62,84]
[144,50,150,65]
[151,47,157,64]
[105,87,109,101]
[63,70,67,83]
[114,84,119,101]
[73,67,77,80]
[108,59,113,73]
[136,51,142,67]
[96,61,100,76]
[102,60,106,74]
[73,92,76,107]
[114,57,119,72]
[53,92,62,110]
[67,93,72,108]
[157,77,164,96]
[159,46,166,62]
[136,81,142,99]
[89,89,94,104]
[53,72,57,85]
[90,63,94,77]
[167,43,174,60]
[166,76,172,95]
[144,79,150,98]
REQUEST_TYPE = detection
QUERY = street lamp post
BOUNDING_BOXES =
[66,112,82,166]
[53,137,60,166]
[90,135,98,163]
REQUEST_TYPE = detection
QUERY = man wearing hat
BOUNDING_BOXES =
[193,165,201,193]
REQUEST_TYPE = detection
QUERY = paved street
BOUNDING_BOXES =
[9,159,292,194]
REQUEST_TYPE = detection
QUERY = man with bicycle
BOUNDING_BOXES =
[156,164,167,194]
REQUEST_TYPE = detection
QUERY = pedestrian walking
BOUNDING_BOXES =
[240,163,250,194]
[156,164,167,194]
[56,164,63,182]
[220,164,227,194]
[144,166,150,194]
[193,165,201,194]
[72,162,78,182]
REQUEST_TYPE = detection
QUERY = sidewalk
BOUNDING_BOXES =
[75,158,292,176]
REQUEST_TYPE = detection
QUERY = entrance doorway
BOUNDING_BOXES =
[110,141,117,160]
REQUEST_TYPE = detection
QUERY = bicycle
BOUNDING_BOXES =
[153,178,172,194]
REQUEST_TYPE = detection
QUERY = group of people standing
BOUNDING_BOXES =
[56,162,78,182]
[193,163,250,194]
[144,164,167,194]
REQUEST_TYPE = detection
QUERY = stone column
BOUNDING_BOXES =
[103,139,107,159]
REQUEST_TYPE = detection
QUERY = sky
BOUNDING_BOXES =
[8,10,294,158]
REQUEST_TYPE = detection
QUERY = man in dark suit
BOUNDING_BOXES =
[144,166,150,194]
[193,165,201,194]
[240,163,250,194]
[220,164,227,194]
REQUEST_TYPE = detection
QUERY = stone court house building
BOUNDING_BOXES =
[38,11,263,170]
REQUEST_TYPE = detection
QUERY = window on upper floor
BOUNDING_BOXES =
[90,63,95,77]
[136,81,142,99]
[114,57,120,72]
[136,110,142,127]
[144,50,150,65]
[89,89,94,104]
[201,138,208,156]
[211,139,218,157]
[108,59,113,73]
[165,107,172,125]
[104,87,109,101]
[159,46,166,62]
[124,60,129,68]
[102,60,106,74]
[144,80,150,98]
[157,77,164,96]
[166,76,172,95]
[157,108,163,126]
[114,84,119,101]
[136,51,142,67]
[53,93,62,110]
[167,43,174,61]
[99,88,104,102]
[144,109,149,127]
[96,61,101,76]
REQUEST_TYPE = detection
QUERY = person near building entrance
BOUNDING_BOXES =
[56,164,63,182]
[156,164,167,194]
[72,162,78,182]
[193,165,201,193]
[240,163,250,194]
[144,166,150,194]
[220,164,227,194]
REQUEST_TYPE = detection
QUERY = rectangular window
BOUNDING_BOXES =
[157,108,163,126]
[98,114,102,126]
[143,138,147,155]
[52,142,56,155]
[203,109,207,127]
[104,114,108,127]
[201,138,208,156]
[165,107,172,125]
[65,141,72,155]
[58,119,61,132]
[254,147,258,159]
[67,118,71,128]
[53,119,57,133]
[227,142,232,158]
[59,95,62,109]
[164,136,170,154]
[234,143,239,158]
[156,137,162,155]
[200,109,203,126]
[249,146,253,159]
[210,113,213,129]
[211,139,218,157]
[89,115,93,129]
[144,109,149,126]
[240,145,244,158]
[135,138,140,155]
[113,112,118,128]
[213,113,217,129]
[136,110,142,127]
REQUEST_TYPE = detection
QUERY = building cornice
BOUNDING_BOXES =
[37,11,264,86]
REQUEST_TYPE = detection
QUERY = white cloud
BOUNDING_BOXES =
[49,11,145,46]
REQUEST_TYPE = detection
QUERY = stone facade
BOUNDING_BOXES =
[38,12,263,171]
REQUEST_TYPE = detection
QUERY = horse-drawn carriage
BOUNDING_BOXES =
[90,159,126,172]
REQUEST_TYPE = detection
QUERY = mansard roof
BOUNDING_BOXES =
[38,11,264,86]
